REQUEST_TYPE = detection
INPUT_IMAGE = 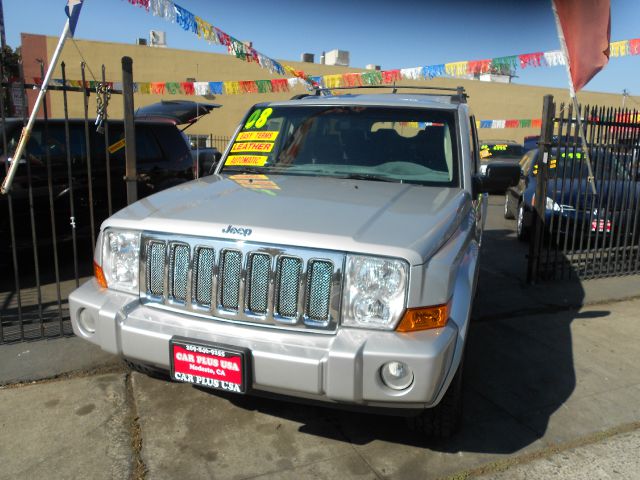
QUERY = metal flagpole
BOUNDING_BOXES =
[1,20,71,194]
[551,0,597,196]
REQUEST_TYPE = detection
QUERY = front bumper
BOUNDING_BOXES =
[69,280,458,408]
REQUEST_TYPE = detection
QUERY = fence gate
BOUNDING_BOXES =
[528,95,640,282]
[1,62,119,343]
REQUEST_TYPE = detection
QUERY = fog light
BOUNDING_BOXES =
[380,361,414,390]
[77,308,96,335]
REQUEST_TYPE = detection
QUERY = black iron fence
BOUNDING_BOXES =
[1,62,119,343]
[187,133,231,152]
[528,95,640,281]
[211,135,231,153]
[1,55,229,343]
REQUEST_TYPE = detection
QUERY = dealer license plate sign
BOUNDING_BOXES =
[170,337,249,394]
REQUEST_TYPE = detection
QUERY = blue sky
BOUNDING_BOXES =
[3,0,639,98]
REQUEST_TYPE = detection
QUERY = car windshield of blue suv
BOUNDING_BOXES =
[531,150,634,180]
[220,106,459,187]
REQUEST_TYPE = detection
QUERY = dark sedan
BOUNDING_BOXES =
[504,148,640,243]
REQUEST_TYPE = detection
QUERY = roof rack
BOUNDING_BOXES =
[292,85,467,103]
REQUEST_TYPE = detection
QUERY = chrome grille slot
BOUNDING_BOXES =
[276,257,302,318]
[247,253,270,314]
[193,247,215,306]
[146,241,166,296]
[305,260,333,321]
[169,243,190,302]
[140,233,343,333]
[219,250,242,310]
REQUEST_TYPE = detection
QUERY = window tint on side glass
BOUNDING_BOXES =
[135,126,164,165]
[153,124,192,169]
[99,124,167,168]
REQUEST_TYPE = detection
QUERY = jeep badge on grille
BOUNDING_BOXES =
[221,225,253,237]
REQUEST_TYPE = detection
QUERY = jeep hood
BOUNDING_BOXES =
[105,174,471,265]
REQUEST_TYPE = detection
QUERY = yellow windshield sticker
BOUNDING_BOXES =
[226,155,268,167]
[231,141,274,153]
[480,149,492,159]
[108,138,126,154]
[236,131,279,141]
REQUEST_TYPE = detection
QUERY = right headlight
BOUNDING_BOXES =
[341,255,408,330]
[101,229,141,294]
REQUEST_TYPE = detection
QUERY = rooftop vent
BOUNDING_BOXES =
[149,30,166,48]
[324,49,349,67]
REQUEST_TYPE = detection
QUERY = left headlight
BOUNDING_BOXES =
[101,229,141,293]
[342,255,408,330]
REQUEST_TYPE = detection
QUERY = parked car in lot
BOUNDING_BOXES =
[504,147,640,242]
[69,87,516,438]
[478,140,524,193]
[0,101,216,254]
[136,100,222,177]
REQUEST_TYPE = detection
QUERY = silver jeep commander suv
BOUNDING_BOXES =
[69,86,515,438]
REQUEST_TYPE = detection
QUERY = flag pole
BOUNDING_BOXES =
[551,0,597,195]
[1,19,71,194]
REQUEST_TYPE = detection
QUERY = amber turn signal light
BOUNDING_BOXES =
[396,303,449,332]
[94,261,107,288]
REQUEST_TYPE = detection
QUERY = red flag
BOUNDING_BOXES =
[552,0,611,92]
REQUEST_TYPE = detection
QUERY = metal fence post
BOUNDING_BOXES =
[527,94,555,283]
[122,56,137,205]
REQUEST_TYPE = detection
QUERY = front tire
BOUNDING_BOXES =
[516,202,530,242]
[504,193,515,219]
[408,357,464,439]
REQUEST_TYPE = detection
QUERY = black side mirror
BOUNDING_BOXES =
[473,163,521,195]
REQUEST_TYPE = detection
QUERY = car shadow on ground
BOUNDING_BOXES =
[191,222,607,454]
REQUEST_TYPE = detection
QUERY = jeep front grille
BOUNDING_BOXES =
[139,233,343,332]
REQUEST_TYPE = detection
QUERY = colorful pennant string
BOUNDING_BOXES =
[124,1,640,91]
[127,0,316,86]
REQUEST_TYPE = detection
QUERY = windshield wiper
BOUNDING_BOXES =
[336,173,402,183]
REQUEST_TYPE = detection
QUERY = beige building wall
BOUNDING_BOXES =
[23,34,628,144]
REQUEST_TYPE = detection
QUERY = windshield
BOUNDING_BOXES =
[480,142,523,160]
[531,149,634,180]
[220,105,459,187]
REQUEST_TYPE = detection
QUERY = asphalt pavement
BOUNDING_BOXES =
[1,195,640,480]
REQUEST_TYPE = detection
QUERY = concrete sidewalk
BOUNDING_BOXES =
[2,296,639,480]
